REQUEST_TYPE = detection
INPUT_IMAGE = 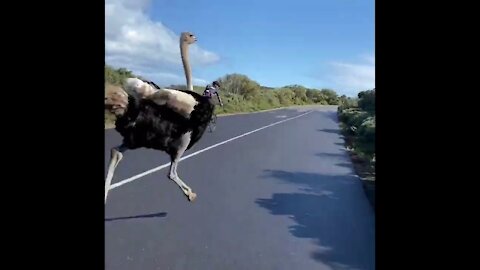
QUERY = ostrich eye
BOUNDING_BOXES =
[189,34,193,37]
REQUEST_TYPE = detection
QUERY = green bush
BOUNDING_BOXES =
[339,108,369,128]
[338,89,375,173]
[357,116,375,156]
[358,89,375,113]
[105,65,135,85]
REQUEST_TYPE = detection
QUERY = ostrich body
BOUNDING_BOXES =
[104,32,215,203]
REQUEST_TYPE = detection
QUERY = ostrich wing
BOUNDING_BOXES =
[148,88,200,118]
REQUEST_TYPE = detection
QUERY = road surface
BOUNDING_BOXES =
[105,106,375,270]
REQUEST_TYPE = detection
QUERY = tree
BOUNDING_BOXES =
[358,89,375,112]
[219,73,261,99]
[320,89,339,105]
[105,65,135,86]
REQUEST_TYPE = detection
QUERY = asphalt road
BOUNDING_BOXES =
[104,106,375,270]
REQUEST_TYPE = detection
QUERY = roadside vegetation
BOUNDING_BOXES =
[105,65,341,127]
[338,89,376,208]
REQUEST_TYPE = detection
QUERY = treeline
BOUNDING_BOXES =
[105,65,343,117]
[171,74,341,114]
[337,89,375,181]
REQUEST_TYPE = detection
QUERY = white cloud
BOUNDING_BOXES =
[105,0,219,86]
[328,54,375,95]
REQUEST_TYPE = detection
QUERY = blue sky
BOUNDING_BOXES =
[106,0,375,96]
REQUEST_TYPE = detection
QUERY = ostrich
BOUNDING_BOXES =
[104,32,215,203]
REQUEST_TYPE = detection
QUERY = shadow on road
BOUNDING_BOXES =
[105,212,168,222]
[315,152,346,159]
[335,162,353,169]
[255,170,374,270]
[336,162,376,211]
[317,128,340,134]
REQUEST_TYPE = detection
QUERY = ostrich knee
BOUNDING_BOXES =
[112,149,123,167]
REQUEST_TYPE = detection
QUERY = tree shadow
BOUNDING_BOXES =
[317,128,340,134]
[336,162,376,211]
[105,212,167,222]
[256,170,375,270]
[315,152,346,159]
[336,162,353,169]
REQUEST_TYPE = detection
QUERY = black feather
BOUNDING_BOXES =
[115,90,214,157]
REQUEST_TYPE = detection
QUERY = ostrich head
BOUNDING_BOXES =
[180,32,197,45]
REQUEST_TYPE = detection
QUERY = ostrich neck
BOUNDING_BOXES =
[180,42,192,91]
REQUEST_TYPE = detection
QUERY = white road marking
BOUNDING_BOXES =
[108,110,314,191]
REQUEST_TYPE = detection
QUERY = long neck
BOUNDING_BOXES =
[180,42,193,91]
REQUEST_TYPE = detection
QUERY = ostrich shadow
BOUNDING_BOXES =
[105,212,167,222]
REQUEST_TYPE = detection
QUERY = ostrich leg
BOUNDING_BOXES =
[105,145,127,203]
[168,132,197,201]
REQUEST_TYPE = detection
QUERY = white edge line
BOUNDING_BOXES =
[109,110,314,190]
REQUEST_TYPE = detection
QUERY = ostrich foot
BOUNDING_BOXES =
[188,192,197,201]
